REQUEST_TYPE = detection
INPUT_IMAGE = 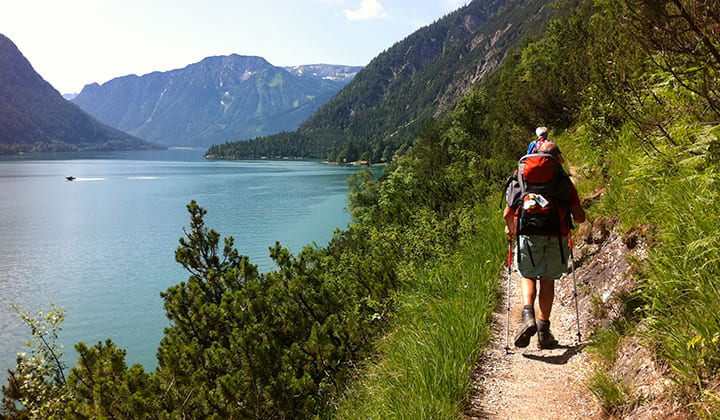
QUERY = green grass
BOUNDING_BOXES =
[587,326,623,367]
[586,368,637,416]
[561,121,720,417]
[333,202,506,419]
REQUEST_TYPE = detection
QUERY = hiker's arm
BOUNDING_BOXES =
[571,204,585,224]
[503,206,516,236]
[569,182,585,224]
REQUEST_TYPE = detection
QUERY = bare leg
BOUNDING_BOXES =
[537,277,555,321]
[520,277,537,306]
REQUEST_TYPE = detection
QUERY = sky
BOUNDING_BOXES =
[1,0,467,94]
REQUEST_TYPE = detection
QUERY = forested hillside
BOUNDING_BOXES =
[3,0,720,418]
[0,34,160,154]
[206,0,559,162]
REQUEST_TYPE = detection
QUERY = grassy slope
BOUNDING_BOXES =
[334,202,506,419]
[558,107,720,415]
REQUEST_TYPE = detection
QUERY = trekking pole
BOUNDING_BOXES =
[504,234,513,354]
[569,232,582,345]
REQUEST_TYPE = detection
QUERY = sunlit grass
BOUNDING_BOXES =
[562,121,720,416]
[586,368,637,416]
[334,202,505,419]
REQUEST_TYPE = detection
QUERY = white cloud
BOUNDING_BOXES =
[344,0,388,20]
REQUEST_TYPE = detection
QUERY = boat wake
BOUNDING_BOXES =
[73,177,106,181]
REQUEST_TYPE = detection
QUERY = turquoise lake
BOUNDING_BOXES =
[0,148,372,380]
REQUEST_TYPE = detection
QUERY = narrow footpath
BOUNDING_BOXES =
[464,216,638,419]
[464,265,601,419]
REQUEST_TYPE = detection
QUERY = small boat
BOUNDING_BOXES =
[65,176,76,181]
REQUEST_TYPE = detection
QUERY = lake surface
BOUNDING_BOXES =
[0,149,371,380]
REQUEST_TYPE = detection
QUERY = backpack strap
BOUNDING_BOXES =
[501,172,517,209]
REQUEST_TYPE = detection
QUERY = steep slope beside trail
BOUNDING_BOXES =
[464,217,646,419]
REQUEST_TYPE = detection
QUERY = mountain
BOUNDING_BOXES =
[207,0,558,161]
[283,64,363,83]
[72,56,361,147]
[0,33,161,154]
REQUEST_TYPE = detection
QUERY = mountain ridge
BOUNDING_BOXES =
[207,0,557,161]
[283,64,362,83]
[72,55,361,147]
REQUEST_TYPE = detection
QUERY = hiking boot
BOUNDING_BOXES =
[537,319,559,349]
[513,305,537,348]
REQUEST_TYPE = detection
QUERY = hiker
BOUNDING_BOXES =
[528,127,564,164]
[503,141,585,349]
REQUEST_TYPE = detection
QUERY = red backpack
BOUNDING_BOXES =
[505,153,572,237]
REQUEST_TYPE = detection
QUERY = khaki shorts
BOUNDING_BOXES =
[515,234,570,280]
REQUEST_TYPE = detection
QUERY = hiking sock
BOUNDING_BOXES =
[537,318,550,332]
[537,319,559,349]
[513,305,537,348]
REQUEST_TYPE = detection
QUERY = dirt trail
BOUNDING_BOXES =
[464,264,602,419]
[464,217,638,419]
